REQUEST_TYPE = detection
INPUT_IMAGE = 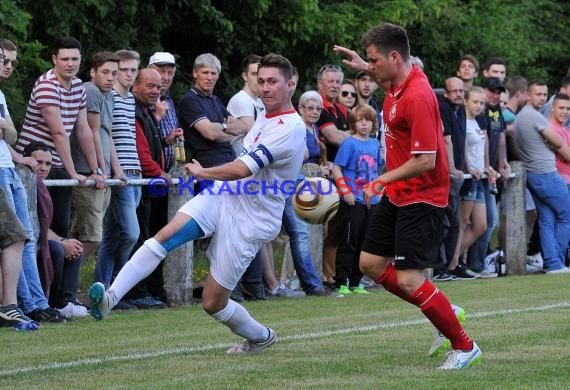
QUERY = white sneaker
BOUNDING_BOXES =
[57,302,88,318]
[227,328,277,354]
[428,305,466,356]
[438,341,482,369]
[546,266,570,274]
[89,282,112,321]
[480,270,498,279]
[268,283,305,298]
[526,253,543,267]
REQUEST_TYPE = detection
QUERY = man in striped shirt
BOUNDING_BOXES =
[95,50,143,297]
[16,36,104,239]
[149,52,183,171]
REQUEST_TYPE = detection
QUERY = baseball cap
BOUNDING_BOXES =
[482,77,505,92]
[148,52,176,66]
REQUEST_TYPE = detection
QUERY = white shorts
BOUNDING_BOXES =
[178,192,262,291]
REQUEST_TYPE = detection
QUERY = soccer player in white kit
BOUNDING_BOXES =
[89,53,306,354]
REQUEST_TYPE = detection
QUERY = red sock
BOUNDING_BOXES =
[410,280,473,351]
[375,262,413,303]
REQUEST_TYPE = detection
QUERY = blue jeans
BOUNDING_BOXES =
[0,167,48,312]
[95,173,142,288]
[468,179,498,272]
[282,195,323,293]
[527,171,570,271]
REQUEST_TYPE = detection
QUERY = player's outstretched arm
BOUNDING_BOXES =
[185,159,252,181]
[333,45,369,73]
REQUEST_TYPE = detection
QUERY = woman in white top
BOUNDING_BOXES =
[451,87,496,278]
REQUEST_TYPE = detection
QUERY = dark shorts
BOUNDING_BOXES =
[362,196,445,270]
[0,187,28,250]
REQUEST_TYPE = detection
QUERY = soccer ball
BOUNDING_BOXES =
[292,177,340,224]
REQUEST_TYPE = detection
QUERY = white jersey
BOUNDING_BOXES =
[236,109,305,238]
[188,109,305,242]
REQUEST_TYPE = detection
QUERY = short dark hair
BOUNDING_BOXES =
[553,92,570,105]
[528,79,547,91]
[361,22,410,62]
[483,57,506,72]
[241,54,261,73]
[560,75,570,89]
[90,51,120,71]
[258,53,293,80]
[505,76,528,96]
[457,54,479,72]
[0,38,16,52]
[53,36,81,56]
[22,141,51,157]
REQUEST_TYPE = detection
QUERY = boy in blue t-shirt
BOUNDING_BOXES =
[332,104,383,295]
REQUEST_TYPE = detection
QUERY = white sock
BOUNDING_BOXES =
[211,300,269,342]
[108,238,166,301]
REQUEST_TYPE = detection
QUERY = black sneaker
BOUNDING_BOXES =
[433,272,453,282]
[306,286,343,297]
[450,265,477,280]
[0,304,27,324]
[26,308,67,323]
[43,307,69,323]
[127,296,167,309]
[112,300,137,311]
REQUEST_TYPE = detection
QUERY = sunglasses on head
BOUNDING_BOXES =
[318,64,342,76]
[341,91,357,98]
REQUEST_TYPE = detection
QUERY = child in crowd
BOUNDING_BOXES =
[332,104,383,295]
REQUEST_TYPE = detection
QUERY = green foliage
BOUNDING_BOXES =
[2,0,570,128]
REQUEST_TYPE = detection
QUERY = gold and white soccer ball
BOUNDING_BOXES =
[292,177,340,224]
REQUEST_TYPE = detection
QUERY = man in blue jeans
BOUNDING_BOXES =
[95,50,142,293]
[1,45,66,324]
[514,79,570,273]
[282,190,330,296]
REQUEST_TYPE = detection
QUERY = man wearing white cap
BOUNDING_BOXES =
[149,52,183,171]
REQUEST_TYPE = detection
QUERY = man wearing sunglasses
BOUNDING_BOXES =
[0,40,17,140]
[0,38,17,81]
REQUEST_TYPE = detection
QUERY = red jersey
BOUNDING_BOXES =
[383,66,449,207]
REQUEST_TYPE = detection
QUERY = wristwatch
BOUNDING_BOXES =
[221,123,228,132]
[90,168,103,175]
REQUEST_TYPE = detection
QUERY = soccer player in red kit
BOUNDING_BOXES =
[334,22,481,370]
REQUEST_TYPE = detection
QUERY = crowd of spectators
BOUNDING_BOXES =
[1,34,569,332]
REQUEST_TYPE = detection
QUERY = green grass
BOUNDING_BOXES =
[2,275,570,389]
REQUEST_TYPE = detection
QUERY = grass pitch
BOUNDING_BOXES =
[1,274,570,389]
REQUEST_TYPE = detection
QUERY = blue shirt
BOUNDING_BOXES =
[334,136,383,205]
[304,124,321,164]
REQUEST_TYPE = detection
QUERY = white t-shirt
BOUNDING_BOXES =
[226,90,265,156]
[465,118,485,172]
[0,90,14,168]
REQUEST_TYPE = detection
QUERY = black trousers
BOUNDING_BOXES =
[334,201,369,288]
